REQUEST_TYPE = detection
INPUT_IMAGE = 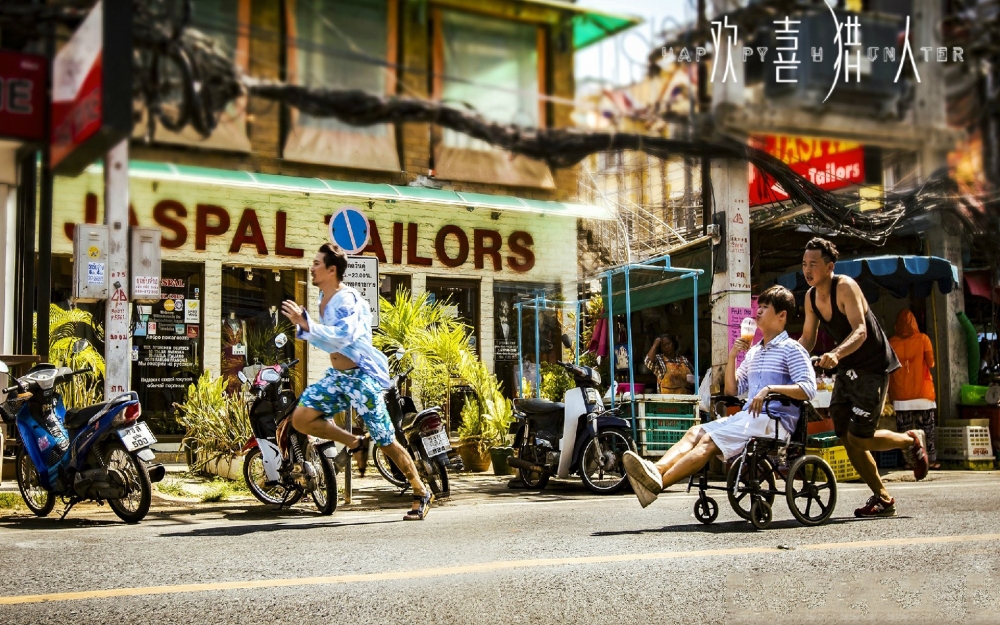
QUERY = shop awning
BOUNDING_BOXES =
[83,160,614,221]
[776,255,959,303]
[602,243,712,314]
[965,272,1000,304]
[518,1,641,49]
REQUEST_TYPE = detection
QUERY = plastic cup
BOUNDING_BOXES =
[740,317,756,343]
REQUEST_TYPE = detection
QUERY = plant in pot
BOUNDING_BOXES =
[174,371,253,480]
[457,352,514,473]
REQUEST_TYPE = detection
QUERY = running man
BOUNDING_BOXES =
[282,243,433,520]
[799,237,928,518]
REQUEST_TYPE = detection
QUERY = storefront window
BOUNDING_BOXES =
[426,278,480,353]
[493,282,561,399]
[379,274,412,305]
[132,264,205,435]
[220,266,308,393]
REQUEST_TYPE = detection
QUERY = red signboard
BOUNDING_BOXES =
[749,134,866,207]
[0,50,47,142]
[49,0,132,176]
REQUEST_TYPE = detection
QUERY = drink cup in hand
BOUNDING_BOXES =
[740,317,757,343]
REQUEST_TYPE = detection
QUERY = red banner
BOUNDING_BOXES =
[749,135,865,207]
[0,51,46,142]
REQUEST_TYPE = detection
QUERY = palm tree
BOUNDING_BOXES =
[33,304,106,408]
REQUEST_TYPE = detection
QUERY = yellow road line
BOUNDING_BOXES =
[3,532,999,606]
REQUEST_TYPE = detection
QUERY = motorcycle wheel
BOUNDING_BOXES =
[579,428,633,495]
[15,446,55,517]
[421,454,450,497]
[306,444,337,515]
[373,446,407,488]
[104,442,152,524]
[243,446,302,507]
[517,443,550,490]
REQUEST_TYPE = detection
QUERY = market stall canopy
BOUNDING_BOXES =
[600,244,711,315]
[965,271,1000,304]
[776,255,959,303]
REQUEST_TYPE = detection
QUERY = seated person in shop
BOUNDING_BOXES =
[644,334,694,394]
[623,285,816,508]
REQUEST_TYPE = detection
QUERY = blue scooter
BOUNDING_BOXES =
[0,342,164,523]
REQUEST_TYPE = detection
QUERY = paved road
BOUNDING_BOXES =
[1,471,998,625]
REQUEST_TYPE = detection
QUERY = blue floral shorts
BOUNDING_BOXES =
[299,368,396,447]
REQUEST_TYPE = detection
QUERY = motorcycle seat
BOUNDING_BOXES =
[514,398,564,415]
[402,406,442,430]
[65,402,111,429]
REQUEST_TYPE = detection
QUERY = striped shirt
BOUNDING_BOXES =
[736,330,817,431]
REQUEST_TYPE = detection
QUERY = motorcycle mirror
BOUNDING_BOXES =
[561,333,573,349]
[274,333,288,348]
[0,361,8,374]
[237,371,248,384]
[395,347,406,360]
[72,339,90,354]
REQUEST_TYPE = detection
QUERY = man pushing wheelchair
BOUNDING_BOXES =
[623,285,816,508]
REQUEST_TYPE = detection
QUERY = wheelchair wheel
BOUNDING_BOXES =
[750,497,773,530]
[726,457,776,521]
[785,455,837,526]
[693,496,719,524]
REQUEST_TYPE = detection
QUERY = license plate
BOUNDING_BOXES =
[118,422,156,452]
[421,430,451,457]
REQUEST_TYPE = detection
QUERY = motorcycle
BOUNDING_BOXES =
[507,360,635,494]
[372,350,451,497]
[0,341,164,523]
[239,334,338,514]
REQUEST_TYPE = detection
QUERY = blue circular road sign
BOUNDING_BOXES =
[329,206,370,254]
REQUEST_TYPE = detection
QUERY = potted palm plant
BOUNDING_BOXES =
[457,352,514,473]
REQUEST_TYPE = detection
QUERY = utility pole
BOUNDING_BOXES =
[104,140,131,397]
[707,1,752,390]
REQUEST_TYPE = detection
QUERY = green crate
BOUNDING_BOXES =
[807,431,841,449]
[644,402,698,417]
[646,416,697,430]
[644,428,689,447]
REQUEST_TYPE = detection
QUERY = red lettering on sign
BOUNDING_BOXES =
[406,223,432,267]
[195,204,230,250]
[275,211,304,258]
[153,199,188,248]
[473,229,502,271]
[392,222,404,264]
[362,220,387,263]
[229,209,268,255]
[507,231,535,272]
[435,225,468,268]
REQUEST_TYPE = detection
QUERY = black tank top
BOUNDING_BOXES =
[808,276,900,374]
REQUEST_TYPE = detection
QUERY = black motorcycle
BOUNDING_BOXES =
[508,361,635,494]
[372,355,451,497]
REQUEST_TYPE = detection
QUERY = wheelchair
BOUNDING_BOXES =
[687,393,838,530]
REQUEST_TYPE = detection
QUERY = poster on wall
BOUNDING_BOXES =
[132,276,201,433]
[494,293,518,361]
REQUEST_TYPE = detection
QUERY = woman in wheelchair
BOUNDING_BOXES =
[623,286,817,511]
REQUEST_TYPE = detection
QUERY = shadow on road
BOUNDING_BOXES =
[591,515,907,537]
[159,517,401,538]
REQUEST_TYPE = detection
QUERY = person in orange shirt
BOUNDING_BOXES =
[888,310,939,469]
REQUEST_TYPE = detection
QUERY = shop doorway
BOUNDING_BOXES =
[493,282,561,399]
[132,263,205,435]
[221,266,308,394]
[380,274,412,305]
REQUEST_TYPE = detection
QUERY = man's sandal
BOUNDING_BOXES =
[347,434,370,455]
[404,491,434,521]
[334,434,371,472]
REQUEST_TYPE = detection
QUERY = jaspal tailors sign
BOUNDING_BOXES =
[50,0,132,176]
[748,134,866,207]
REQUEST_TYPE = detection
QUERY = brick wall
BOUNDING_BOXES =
[130,0,580,202]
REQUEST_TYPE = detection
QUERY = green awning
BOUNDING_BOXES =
[602,244,713,315]
[80,160,613,220]
[519,0,642,49]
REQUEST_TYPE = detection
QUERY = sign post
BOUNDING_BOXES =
[104,140,131,397]
[343,257,380,328]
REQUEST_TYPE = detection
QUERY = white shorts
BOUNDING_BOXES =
[700,411,788,460]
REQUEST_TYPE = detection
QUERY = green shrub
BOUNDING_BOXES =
[539,362,574,402]
[0,493,23,509]
[174,371,252,471]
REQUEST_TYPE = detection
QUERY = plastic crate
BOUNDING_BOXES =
[807,431,841,449]
[940,458,995,471]
[644,402,698,417]
[806,445,861,482]
[937,426,993,460]
[874,449,903,469]
[640,414,699,455]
